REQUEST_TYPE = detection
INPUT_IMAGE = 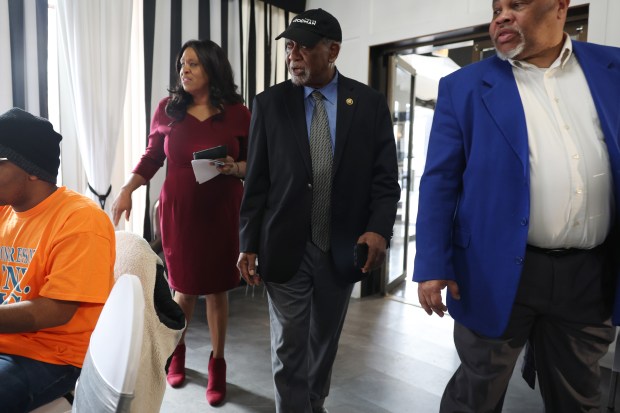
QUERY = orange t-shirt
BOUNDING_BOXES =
[0,187,115,367]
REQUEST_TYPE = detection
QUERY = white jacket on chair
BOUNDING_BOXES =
[114,231,186,413]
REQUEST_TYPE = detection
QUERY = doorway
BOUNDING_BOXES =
[383,56,416,294]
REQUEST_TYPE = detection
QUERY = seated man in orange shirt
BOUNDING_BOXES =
[0,108,115,411]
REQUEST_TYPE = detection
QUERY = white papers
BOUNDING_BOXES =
[191,159,220,184]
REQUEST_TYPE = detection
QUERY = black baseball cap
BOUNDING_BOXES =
[275,8,342,47]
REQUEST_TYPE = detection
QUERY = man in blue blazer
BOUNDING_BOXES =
[238,8,400,413]
[414,0,620,411]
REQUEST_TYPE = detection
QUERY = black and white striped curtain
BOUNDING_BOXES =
[0,0,301,123]
[240,0,299,109]
[0,0,48,117]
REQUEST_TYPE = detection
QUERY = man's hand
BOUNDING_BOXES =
[356,232,387,273]
[237,252,261,286]
[417,279,460,317]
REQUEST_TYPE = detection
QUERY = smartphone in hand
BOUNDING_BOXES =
[354,243,369,269]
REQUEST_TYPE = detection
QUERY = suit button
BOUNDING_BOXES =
[308,183,312,189]
[520,218,528,226]
[515,256,524,265]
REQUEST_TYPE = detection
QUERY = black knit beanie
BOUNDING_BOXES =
[0,108,62,183]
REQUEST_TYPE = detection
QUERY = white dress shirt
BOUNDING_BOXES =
[510,35,613,249]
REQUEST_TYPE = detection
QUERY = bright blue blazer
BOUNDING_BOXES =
[413,41,620,337]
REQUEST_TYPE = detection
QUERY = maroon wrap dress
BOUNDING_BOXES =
[133,97,251,294]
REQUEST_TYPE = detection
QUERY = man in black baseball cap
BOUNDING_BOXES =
[275,8,342,47]
[239,7,399,413]
[273,8,343,90]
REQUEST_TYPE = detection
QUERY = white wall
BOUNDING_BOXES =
[306,0,620,85]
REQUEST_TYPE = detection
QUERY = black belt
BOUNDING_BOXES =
[526,244,586,257]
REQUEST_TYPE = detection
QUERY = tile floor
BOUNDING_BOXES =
[159,282,619,413]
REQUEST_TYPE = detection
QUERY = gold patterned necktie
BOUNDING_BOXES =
[309,90,333,251]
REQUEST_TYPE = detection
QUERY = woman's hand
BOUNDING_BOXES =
[216,156,244,178]
[111,188,133,226]
[111,174,146,226]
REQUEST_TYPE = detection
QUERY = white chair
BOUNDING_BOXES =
[71,274,145,412]
[32,274,145,413]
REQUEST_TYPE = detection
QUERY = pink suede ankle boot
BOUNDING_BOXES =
[206,351,226,405]
[167,343,186,387]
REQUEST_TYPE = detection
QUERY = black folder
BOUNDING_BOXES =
[192,145,227,160]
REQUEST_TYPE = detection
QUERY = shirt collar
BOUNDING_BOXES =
[509,33,573,70]
[304,70,339,105]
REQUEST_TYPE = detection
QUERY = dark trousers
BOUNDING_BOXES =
[265,241,354,413]
[0,354,80,412]
[441,244,615,413]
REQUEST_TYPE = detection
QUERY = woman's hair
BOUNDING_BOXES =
[166,39,244,121]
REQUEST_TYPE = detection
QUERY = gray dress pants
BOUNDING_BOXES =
[441,244,615,413]
[265,241,354,413]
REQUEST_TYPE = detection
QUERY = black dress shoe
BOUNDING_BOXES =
[313,408,328,413]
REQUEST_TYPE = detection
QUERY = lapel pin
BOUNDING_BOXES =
[346,98,354,106]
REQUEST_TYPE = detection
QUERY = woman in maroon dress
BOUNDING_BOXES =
[111,39,250,406]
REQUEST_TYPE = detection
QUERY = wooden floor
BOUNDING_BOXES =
[159,281,619,412]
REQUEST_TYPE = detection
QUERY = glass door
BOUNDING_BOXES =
[383,56,416,294]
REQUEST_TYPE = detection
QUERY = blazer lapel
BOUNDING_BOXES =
[481,58,529,177]
[573,42,620,224]
[283,82,313,177]
[333,76,358,175]
[573,42,620,146]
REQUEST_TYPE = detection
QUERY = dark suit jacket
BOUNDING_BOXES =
[240,73,400,284]
[413,41,620,337]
